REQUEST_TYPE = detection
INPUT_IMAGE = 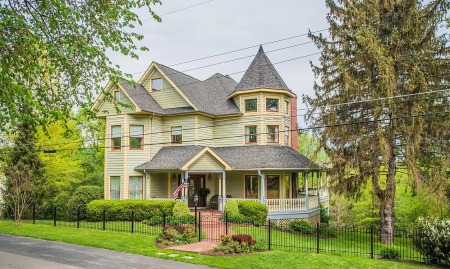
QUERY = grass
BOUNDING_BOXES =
[0,220,436,269]
[232,225,422,261]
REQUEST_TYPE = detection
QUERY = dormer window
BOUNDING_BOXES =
[245,99,257,112]
[152,78,162,91]
[266,98,278,112]
[114,90,120,104]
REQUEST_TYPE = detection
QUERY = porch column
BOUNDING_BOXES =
[259,170,265,204]
[183,171,189,204]
[222,171,226,210]
[292,172,298,198]
[218,174,222,210]
[144,170,150,199]
[304,172,309,210]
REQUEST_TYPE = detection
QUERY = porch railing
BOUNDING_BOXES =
[227,198,259,203]
[265,198,307,211]
[319,188,329,201]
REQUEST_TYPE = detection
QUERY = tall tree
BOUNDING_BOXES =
[307,0,450,243]
[0,0,161,131]
[1,116,44,224]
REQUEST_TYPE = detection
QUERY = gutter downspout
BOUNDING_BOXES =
[258,170,265,205]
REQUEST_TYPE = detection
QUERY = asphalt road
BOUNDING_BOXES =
[0,234,215,269]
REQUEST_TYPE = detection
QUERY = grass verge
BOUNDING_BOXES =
[0,220,435,269]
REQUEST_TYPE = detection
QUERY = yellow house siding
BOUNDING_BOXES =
[150,117,164,159]
[164,116,196,146]
[213,117,252,147]
[150,173,167,198]
[96,87,136,117]
[126,116,149,175]
[105,116,126,199]
[225,172,245,198]
[233,96,241,111]
[189,152,225,171]
[144,69,190,109]
[197,116,214,147]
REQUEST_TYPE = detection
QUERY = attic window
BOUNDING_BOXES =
[114,91,120,104]
[245,99,257,112]
[152,78,162,91]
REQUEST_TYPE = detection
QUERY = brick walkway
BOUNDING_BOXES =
[167,209,234,253]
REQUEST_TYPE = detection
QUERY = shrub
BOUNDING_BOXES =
[167,215,195,226]
[157,225,197,245]
[172,202,190,217]
[214,235,249,254]
[86,200,175,221]
[320,205,330,225]
[289,220,314,234]
[144,215,164,226]
[232,234,255,247]
[67,186,103,221]
[224,200,239,216]
[379,248,400,259]
[252,238,267,251]
[413,217,450,266]
[236,200,268,223]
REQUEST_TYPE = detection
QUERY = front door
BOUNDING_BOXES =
[266,175,280,199]
[188,174,207,207]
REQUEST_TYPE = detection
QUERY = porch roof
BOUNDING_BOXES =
[135,145,321,171]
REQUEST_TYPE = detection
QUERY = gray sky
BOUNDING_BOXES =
[108,0,329,124]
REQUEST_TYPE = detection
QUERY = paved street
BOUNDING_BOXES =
[0,234,215,269]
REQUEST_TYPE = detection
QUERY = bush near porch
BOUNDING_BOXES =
[224,200,268,225]
[87,200,175,221]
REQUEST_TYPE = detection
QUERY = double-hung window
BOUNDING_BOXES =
[245,99,257,112]
[284,100,289,114]
[110,176,120,200]
[171,126,182,144]
[266,98,279,112]
[111,126,121,150]
[130,125,144,150]
[152,78,162,91]
[245,125,257,144]
[245,175,258,199]
[267,125,279,143]
[129,176,143,199]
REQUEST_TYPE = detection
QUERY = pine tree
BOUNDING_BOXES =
[307,0,450,243]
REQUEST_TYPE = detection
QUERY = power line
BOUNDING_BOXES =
[142,0,215,21]
[18,92,450,149]
[3,109,448,154]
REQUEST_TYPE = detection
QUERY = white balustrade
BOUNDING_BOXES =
[265,198,307,211]
[227,198,259,203]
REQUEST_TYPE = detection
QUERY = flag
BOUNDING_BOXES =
[173,179,189,200]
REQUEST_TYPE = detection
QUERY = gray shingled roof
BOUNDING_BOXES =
[135,146,205,170]
[234,46,290,92]
[135,145,320,170]
[119,81,196,115]
[155,64,241,116]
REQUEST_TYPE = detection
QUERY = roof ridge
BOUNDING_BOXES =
[154,62,201,82]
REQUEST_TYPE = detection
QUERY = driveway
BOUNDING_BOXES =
[0,234,215,269]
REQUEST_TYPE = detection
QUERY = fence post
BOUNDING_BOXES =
[102,209,106,231]
[77,207,80,229]
[32,205,35,224]
[131,210,134,234]
[163,212,166,227]
[53,206,56,227]
[225,212,228,235]
[268,219,271,250]
[370,224,374,259]
[198,211,202,242]
[316,223,320,254]
[194,208,197,232]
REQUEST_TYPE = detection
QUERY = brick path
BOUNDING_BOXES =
[167,209,234,253]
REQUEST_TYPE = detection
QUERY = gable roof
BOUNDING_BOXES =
[155,64,241,116]
[135,145,321,171]
[234,46,290,92]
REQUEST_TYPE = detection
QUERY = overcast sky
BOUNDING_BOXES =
[108,0,329,124]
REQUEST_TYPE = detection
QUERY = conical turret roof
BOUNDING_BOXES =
[234,46,290,92]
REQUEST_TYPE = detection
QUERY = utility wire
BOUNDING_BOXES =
[3,109,449,154]
[142,0,215,21]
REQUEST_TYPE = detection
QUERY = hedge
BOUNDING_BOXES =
[237,200,268,223]
[67,186,103,221]
[86,200,176,221]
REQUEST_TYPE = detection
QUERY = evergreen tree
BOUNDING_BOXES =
[307,0,450,243]
[1,116,44,224]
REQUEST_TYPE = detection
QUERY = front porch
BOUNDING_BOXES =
[134,145,329,221]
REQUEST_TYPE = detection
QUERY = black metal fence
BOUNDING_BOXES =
[23,206,424,263]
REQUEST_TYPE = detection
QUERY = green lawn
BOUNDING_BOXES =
[0,220,436,269]
[232,225,422,261]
